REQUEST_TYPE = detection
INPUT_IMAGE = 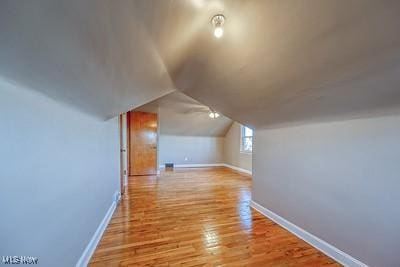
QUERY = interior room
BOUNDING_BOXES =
[1,1,400,266]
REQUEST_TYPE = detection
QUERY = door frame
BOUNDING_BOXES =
[119,113,129,195]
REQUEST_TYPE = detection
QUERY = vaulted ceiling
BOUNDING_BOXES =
[1,0,400,128]
[136,91,232,136]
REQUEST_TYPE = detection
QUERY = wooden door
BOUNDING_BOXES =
[129,111,158,176]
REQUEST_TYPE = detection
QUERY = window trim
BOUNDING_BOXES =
[240,125,253,154]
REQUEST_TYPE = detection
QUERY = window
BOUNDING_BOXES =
[240,125,253,153]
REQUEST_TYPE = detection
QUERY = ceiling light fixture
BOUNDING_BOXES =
[209,110,220,119]
[211,14,225,38]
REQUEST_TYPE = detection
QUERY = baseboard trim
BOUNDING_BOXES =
[158,163,252,176]
[76,191,120,267]
[222,163,252,175]
[250,201,368,267]
[159,163,225,168]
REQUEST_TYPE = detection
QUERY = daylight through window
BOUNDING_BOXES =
[240,125,253,153]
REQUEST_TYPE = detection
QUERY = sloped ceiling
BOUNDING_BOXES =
[0,0,175,118]
[1,0,400,128]
[136,91,232,137]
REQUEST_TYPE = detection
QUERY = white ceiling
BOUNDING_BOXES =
[1,0,400,128]
[136,91,232,136]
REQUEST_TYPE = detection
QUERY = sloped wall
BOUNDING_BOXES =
[0,78,120,266]
[253,115,400,267]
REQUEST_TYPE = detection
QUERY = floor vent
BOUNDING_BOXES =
[165,163,174,170]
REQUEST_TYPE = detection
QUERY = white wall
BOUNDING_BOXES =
[158,122,253,170]
[159,135,224,166]
[223,122,252,172]
[0,78,120,266]
[253,115,400,267]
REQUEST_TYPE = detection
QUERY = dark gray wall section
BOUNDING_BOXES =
[0,78,120,267]
[253,116,400,267]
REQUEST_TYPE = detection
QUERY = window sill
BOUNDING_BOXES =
[240,151,252,155]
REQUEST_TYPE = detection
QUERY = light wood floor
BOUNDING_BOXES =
[90,167,340,266]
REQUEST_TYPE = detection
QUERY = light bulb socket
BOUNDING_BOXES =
[211,14,225,28]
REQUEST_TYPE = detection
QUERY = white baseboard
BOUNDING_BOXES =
[222,163,252,175]
[76,191,120,267]
[159,163,225,168]
[158,163,252,176]
[251,201,368,267]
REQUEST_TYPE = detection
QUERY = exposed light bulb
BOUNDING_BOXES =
[214,27,223,38]
[211,14,225,39]
[209,111,220,119]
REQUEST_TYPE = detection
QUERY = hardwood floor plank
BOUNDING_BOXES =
[90,167,340,266]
